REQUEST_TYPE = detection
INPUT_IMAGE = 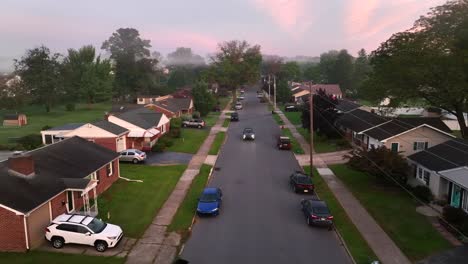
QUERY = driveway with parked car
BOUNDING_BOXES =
[180,88,350,264]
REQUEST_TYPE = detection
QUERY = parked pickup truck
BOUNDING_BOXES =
[182,119,205,128]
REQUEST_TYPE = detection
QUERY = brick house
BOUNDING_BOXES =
[0,136,120,252]
[41,121,129,152]
[40,123,85,145]
[108,108,170,151]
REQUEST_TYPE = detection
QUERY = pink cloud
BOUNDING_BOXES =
[346,0,379,35]
[252,0,313,37]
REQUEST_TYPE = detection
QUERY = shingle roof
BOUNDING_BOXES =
[154,98,192,113]
[0,136,119,213]
[46,123,85,131]
[336,109,388,133]
[408,139,468,171]
[115,108,163,129]
[93,120,128,135]
[3,114,19,120]
[363,117,452,141]
[336,100,361,113]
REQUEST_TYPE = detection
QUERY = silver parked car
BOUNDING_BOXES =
[119,149,146,164]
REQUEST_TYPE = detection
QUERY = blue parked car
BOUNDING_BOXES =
[197,188,222,216]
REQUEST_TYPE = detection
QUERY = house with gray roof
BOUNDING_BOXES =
[41,121,129,152]
[407,139,468,212]
[0,137,120,251]
[107,108,170,151]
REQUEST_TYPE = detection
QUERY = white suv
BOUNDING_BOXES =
[45,214,123,252]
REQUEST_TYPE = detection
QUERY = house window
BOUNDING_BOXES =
[462,189,468,213]
[66,191,74,213]
[45,135,52,144]
[416,167,430,185]
[138,98,143,102]
[161,124,165,133]
[391,143,399,153]
[413,142,428,151]
[107,162,113,176]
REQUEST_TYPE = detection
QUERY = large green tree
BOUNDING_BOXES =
[211,40,262,101]
[352,49,372,98]
[192,81,215,116]
[279,61,301,81]
[62,45,113,104]
[166,47,205,66]
[365,0,468,138]
[14,46,62,112]
[101,28,154,99]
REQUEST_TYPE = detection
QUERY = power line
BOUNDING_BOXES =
[309,103,467,239]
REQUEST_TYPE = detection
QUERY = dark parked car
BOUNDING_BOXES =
[300,198,333,229]
[182,119,205,128]
[231,112,239,121]
[289,171,314,193]
[197,187,222,216]
[285,104,300,112]
[242,128,255,140]
[277,136,291,150]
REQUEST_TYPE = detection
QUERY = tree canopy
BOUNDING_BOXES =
[364,0,468,138]
[166,47,205,66]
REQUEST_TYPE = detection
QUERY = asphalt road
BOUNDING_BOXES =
[180,88,350,264]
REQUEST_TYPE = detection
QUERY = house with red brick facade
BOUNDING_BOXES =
[107,108,170,151]
[0,136,120,252]
[41,121,129,152]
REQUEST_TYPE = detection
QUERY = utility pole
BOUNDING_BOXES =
[273,75,277,111]
[268,74,271,99]
[309,82,314,176]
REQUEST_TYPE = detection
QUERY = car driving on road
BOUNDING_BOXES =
[277,136,291,150]
[300,198,334,230]
[242,128,255,140]
[119,149,146,164]
[182,119,205,128]
[45,214,123,252]
[290,171,314,193]
[231,112,239,121]
[197,188,223,216]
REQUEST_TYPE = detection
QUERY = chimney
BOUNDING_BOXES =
[8,154,35,176]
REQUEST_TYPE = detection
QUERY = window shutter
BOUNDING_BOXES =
[413,142,417,150]
[424,142,428,149]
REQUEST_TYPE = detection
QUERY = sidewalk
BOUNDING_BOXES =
[277,109,411,264]
[126,104,231,264]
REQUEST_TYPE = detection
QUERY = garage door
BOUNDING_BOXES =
[27,203,51,249]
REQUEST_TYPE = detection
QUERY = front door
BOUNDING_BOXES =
[451,184,462,208]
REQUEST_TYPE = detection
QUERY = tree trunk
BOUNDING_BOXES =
[455,109,468,139]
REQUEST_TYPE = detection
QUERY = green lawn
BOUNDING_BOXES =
[217,96,231,110]
[281,128,304,154]
[209,132,226,155]
[98,164,186,238]
[303,166,378,264]
[329,164,452,261]
[166,128,210,154]
[297,127,348,153]
[0,102,111,146]
[167,165,212,233]
[283,110,302,126]
[0,251,124,264]
[272,112,284,125]
[204,112,221,127]
[222,118,230,128]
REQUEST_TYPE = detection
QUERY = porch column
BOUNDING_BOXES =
[93,187,98,216]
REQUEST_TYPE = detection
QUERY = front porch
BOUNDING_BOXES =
[67,180,99,217]
[438,167,468,213]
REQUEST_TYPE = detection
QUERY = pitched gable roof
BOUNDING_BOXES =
[336,109,388,133]
[408,139,468,171]
[154,98,192,113]
[310,84,342,95]
[45,123,85,131]
[363,117,452,141]
[115,108,163,129]
[93,120,128,135]
[0,136,119,214]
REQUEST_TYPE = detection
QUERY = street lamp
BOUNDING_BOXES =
[309,82,314,176]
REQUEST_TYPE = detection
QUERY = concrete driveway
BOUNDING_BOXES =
[417,245,468,264]
[179,88,350,264]
[0,151,13,161]
[145,152,193,165]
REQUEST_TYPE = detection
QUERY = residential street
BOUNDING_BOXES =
[180,88,350,264]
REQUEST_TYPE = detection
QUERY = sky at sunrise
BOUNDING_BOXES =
[0,0,447,71]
